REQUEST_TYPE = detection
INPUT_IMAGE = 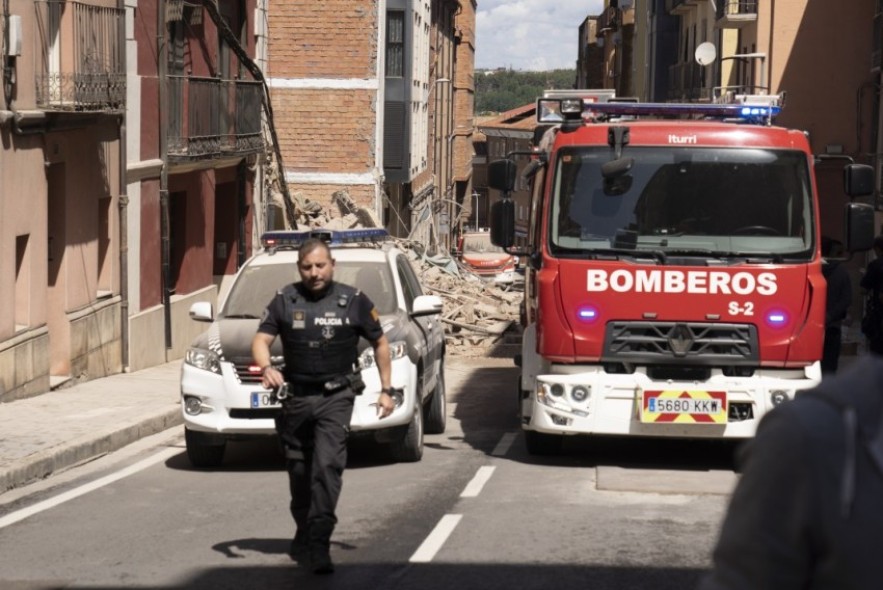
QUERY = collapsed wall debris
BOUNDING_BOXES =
[292,190,523,357]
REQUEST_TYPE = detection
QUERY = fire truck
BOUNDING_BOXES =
[488,93,875,455]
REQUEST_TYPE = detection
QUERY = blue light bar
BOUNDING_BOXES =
[582,101,781,124]
[261,228,390,248]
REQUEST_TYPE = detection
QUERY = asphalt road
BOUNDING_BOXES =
[0,357,740,590]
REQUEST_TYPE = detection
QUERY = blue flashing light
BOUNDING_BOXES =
[765,309,789,328]
[261,228,390,249]
[577,305,600,322]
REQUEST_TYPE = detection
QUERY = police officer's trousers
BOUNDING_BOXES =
[275,387,355,544]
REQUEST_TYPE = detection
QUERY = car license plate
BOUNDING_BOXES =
[251,391,280,408]
[640,390,727,424]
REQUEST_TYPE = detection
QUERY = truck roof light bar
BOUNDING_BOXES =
[261,228,391,249]
[582,101,781,124]
[536,96,783,125]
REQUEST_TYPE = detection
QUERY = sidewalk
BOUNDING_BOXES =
[0,361,184,494]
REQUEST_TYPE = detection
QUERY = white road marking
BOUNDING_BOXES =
[491,432,516,456]
[409,514,463,563]
[0,447,180,530]
[460,466,495,498]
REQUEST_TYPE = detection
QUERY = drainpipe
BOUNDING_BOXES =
[118,0,129,371]
[158,0,172,350]
[237,160,247,267]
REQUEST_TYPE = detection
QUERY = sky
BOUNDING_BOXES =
[475,0,605,72]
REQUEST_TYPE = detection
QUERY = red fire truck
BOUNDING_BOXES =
[489,93,875,454]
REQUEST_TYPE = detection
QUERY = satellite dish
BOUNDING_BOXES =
[695,42,717,66]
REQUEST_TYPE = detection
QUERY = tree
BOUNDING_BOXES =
[475,69,576,115]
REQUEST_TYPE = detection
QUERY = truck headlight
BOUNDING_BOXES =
[184,348,221,374]
[359,340,407,369]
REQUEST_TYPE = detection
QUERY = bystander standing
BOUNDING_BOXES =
[860,235,883,355]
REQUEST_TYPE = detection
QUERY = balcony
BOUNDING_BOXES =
[35,1,125,113]
[667,0,699,15]
[716,0,758,28]
[596,5,619,34]
[167,76,264,160]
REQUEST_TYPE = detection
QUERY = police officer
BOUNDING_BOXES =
[251,237,395,574]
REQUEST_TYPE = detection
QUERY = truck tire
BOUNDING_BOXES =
[390,407,424,463]
[423,362,447,434]
[524,430,563,456]
[185,428,226,468]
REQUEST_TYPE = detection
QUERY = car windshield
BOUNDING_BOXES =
[549,146,814,259]
[221,260,397,318]
[462,234,506,254]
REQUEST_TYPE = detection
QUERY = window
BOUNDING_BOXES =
[97,197,112,296]
[386,11,405,78]
[15,234,29,331]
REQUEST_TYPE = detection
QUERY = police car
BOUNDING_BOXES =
[180,228,446,467]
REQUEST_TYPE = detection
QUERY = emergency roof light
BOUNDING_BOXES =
[260,228,391,249]
[536,95,783,125]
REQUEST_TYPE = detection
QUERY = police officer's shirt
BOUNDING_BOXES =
[257,281,384,380]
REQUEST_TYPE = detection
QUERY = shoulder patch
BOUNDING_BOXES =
[370,307,380,321]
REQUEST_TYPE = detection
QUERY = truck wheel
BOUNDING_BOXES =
[390,407,424,463]
[423,362,447,434]
[185,428,226,468]
[524,430,563,456]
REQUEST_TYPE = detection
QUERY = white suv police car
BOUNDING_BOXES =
[180,228,446,467]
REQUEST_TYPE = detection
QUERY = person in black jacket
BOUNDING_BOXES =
[698,356,883,590]
[821,237,852,374]
[860,234,883,354]
[252,237,395,574]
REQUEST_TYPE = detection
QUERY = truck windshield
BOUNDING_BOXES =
[549,147,814,259]
[462,234,506,254]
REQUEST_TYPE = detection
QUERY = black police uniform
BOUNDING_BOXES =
[256,280,383,562]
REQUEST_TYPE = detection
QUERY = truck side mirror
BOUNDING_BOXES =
[488,159,517,193]
[844,163,874,197]
[490,199,515,248]
[844,202,875,252]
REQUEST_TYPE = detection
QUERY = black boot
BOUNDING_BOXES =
[289,528,309,561]
[309,521,335,574]
[290,504,310,562]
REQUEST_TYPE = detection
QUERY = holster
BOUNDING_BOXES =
[346,373,366,394]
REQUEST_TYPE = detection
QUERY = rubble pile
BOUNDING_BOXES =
[292,192,523,357]
[396,241,523,357]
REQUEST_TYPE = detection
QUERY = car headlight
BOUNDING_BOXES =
[185,348,221,374]
[359,340,408,369]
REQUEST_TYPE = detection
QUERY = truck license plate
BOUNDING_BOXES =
[640,390,727,424]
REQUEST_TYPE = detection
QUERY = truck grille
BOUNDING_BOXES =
[602,321,758,365]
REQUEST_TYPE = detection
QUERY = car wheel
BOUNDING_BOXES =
[390,406,424,463]
[185,428,226,468]
[524,430,563,456]
[423,361,447,434]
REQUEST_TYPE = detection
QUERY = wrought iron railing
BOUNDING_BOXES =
[167,76,264,159]
[717,0,758,20]
[35,0,125,112]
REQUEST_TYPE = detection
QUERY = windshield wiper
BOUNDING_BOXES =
[222,313,261,319]
[564,247,668,264]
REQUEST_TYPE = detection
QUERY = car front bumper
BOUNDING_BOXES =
[180,356,418,437]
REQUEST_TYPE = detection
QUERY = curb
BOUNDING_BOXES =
[0,407,182,494]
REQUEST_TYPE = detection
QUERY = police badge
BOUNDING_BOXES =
[292,310,306,329]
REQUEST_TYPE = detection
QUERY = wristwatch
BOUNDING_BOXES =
[380,388,391,394]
